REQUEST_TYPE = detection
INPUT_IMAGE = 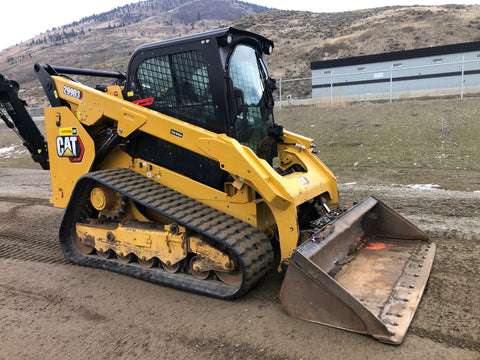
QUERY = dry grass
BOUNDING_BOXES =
[275,96,480,172]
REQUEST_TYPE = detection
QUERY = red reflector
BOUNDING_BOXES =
[132,97,154,106]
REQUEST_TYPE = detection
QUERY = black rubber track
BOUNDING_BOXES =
[59,168,274,299]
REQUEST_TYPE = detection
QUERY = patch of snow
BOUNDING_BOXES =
[0,144,29,159]
[405,184,440,190]
[390,183,441,190]
[0,145,15,155]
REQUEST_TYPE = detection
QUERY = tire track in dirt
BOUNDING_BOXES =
[0,195,51,205]
[0,282,108,323]
[0,200,67,265]
[0,230,69,265]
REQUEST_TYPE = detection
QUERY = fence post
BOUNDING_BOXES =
[279,76,282,110]
[330,71,333,107]
[389,64,393,103]
[461,56,465,99]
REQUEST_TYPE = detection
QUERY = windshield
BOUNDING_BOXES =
[229,45,275,160]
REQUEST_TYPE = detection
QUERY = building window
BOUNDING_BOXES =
[357,67,366,71]
[324,70,331,74]
[393,63,403,68]
[433,58,443,63]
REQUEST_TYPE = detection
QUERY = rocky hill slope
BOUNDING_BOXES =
[2,2,480,106]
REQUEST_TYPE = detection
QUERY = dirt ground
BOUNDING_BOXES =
[0,167,479,360]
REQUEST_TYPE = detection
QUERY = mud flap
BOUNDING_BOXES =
[279,196,435,344]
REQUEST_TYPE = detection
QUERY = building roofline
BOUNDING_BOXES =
[311,41,480,70]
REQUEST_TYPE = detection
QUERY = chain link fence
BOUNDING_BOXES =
[277,58,480,108]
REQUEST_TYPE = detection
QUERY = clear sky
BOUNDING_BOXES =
[1,0,479,51]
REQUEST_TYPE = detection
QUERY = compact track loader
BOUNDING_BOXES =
[0,27,435,344]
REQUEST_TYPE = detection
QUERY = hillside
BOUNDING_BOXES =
[0,0,271,106]
[2,2,480,106]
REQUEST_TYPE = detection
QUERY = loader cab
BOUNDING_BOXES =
[125,28,278,189]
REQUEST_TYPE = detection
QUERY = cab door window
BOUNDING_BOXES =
[136,50,215,129]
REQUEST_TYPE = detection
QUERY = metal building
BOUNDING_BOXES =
[311,41,480,100]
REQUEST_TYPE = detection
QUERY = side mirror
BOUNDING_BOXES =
[268,77,277,91]
[234,87,244,116]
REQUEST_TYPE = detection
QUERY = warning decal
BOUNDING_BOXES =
[56,136,85,162]
[298,176,310,186]
[59,127,78,136]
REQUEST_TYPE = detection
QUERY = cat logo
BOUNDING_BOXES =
[56,136,85,162]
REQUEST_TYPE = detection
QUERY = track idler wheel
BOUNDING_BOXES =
[216,269,242,286]
[215,257,242,286]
